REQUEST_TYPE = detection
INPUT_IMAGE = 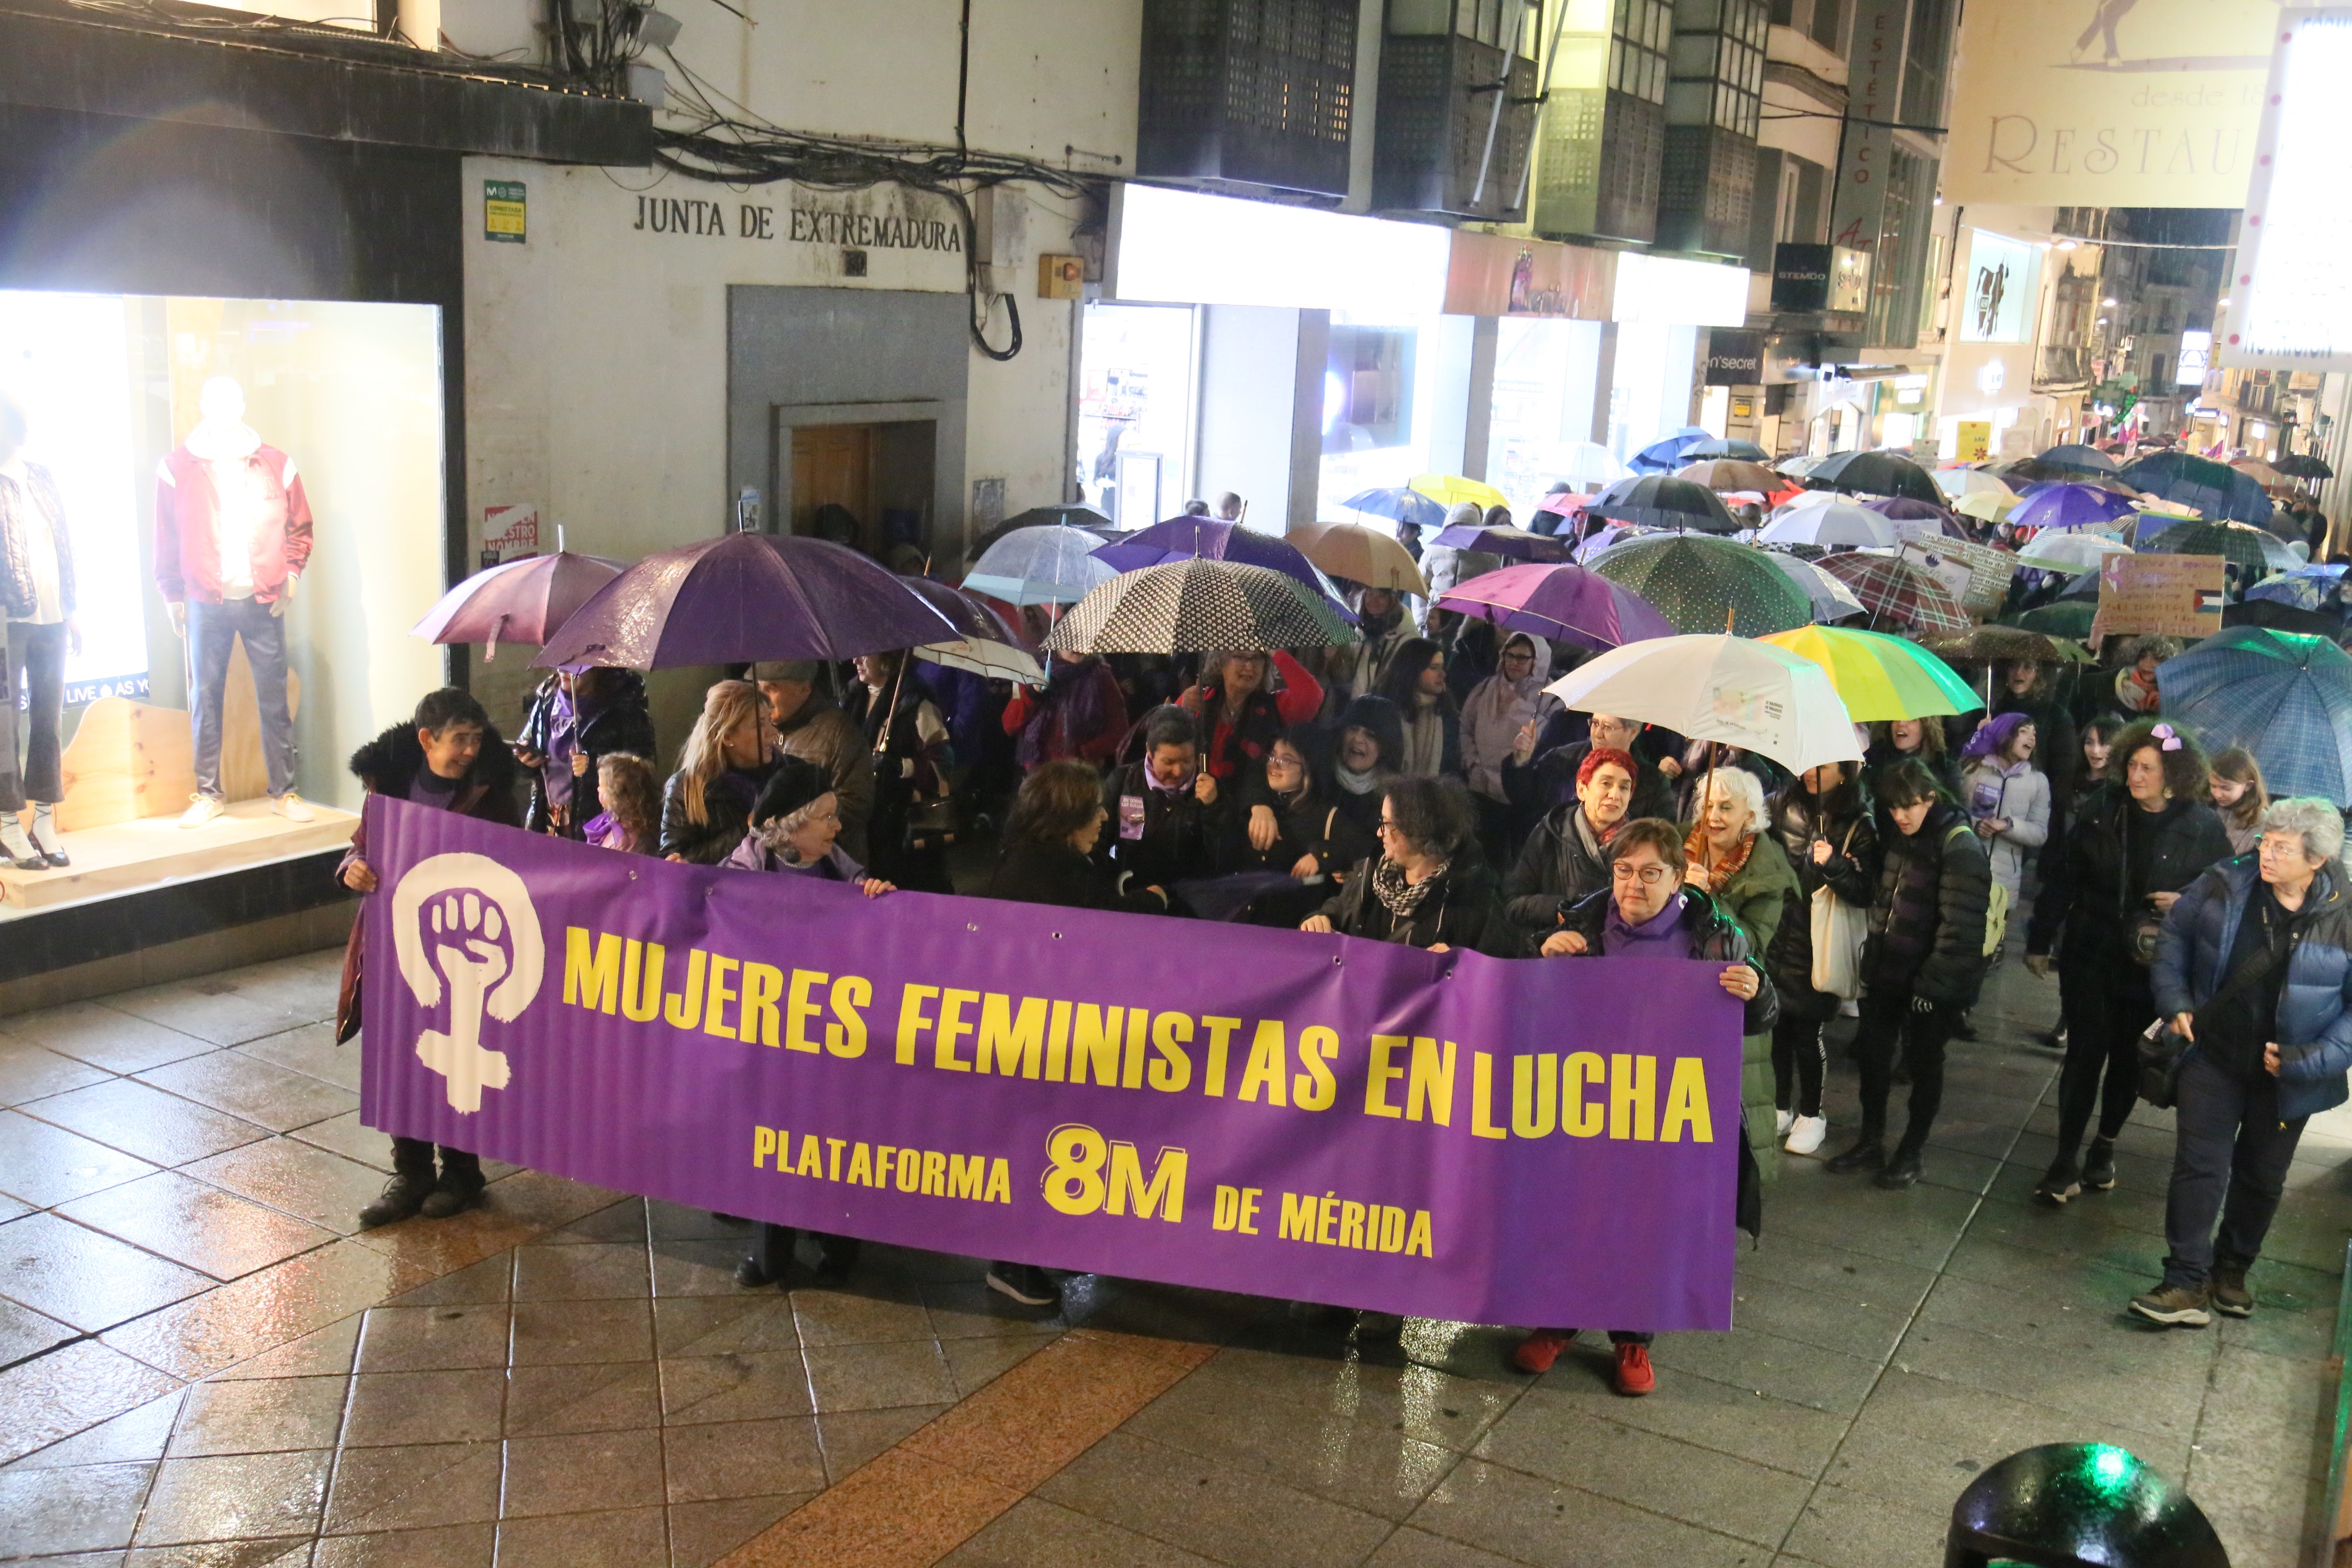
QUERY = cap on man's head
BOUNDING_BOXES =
[751,661,821,684]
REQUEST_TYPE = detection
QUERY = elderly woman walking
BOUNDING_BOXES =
[1687,768,1798,1168]
[2133,799,2352,1325]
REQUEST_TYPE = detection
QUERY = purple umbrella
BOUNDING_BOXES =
[1090,517,1353,616]
[1431,562,1674,653]
[1859,498,1966,538]
[410,552,624,661]
[535,533,956,669]
[1428,523,1577,563]
[2008,483,2141,531]
[899,574,1029,648]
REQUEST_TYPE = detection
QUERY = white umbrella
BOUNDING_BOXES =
[1758,502,1896,549]
[1933,468,2016,502]
[1764,551,1869,621]
[914,637,1042,682]
[2015,532,2132,576]
[1543,634,1864,775]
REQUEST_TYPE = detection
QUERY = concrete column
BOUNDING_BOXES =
[1195,304,1332,529]
[1589,323,1620,446]
[1423,315,1502,482]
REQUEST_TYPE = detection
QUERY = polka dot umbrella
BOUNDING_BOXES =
[1584,533,1811,637]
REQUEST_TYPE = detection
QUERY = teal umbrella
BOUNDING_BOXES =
[2157,627,2352,804]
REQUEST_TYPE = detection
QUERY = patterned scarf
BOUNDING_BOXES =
[1683,826,1754,894]
[1372,855,1450,917]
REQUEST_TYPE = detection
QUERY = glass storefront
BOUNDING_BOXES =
[1075,303,1198,527]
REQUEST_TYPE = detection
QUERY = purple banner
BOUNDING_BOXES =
[358,797,1743,1329]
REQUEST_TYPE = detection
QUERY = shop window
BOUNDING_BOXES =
[1077,303,1199,528]
[1316,311,1441,518]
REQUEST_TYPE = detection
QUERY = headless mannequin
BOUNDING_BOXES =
[0,390,78,870]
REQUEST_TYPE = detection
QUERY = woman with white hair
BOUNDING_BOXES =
[2134,797,2352,1326]
[1685,768,1798,1166]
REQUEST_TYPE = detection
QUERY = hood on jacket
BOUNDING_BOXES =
[350,718,520,798]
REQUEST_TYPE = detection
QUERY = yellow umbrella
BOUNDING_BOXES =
[1956,489,2016,523]
[1286,521,1430,596]
[1409,473,1510,512]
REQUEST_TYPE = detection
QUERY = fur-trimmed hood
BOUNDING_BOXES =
[348,718,520,804]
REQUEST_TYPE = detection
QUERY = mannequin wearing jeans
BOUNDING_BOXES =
[154,377,314,828]
[0,391,76,872]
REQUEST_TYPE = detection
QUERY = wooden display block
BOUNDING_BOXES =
[45,640,302,833]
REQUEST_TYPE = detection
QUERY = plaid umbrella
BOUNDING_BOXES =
[1586,534,1811,636]
[1815,552,1972,635]
[2149,520,2298,577]
[1586,475,1743,534]
[2158,627,2352,804]
[2118,451,2277,526]
[1807,450,1944,505]
[1041,559,1357,655]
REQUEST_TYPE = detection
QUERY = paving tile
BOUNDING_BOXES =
[1493,1376,1846,1480]
[319,1440,502,1535]
[787,1285,934,1347]
[511,1243,649,1302]
[1200,1336,1523,1454]
[1,1004,219,1075]
[285,1113,394,1173]
[658,1351,815,1424]
[0,1460,154,1558]
[493,1504,668,1568]
[24,1080,271,1168]
[58,1171,339,1282]
[0,1035,113,1108]
[1777,1479,1950,1568]
[665,1493,811,1568]
[936,1496,1222,1568]
[918,1279,1071,1341]
[312,1520,496,1568]
[510,1298,652,1366]
[135,1449,332,1546]
[347,1211,539,1279]
[535,1199,647,1246]
[645,1202,738,1243]
[0,1109,161,1209]
[648,1240,741,1298]
[813,1403,951,1485]
[500,1427,667,1517]
[943,1332,1049,1396]
[168,1375,349,1457]
[1891,1314,2212,1439]
[181,1139,390,1239]
[1035,1429,1392,1568]
[234,1023,362,1094]
[385,1256,513,1309]
[1406,1456,1762,1568]
[0,1293,81,1368]
[717,1446,1020,1568]
[103,1240,429,1381]
[1359,1525,1528,1568]
[125,1533,310,1567]
[4,1388,185,1469]
[210,1317,364,1382]
[340,1369,505,1448]
[136,1052,358,1135]
[353,1304,511,1373]
[469,1171,624,1234]
[1650,1324,1884,1416]
[800,1339,956,1413]
[661,1415,826,1503]
[102,980,313,1050]
[0,1212,215,1332]
[503,1362,662,1438]
[651,1296,798,1360]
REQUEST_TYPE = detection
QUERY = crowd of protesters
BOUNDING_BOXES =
[330,503,2352,1388]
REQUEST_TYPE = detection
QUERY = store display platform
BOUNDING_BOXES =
[0,799,357,916]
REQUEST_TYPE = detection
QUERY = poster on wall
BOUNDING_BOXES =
[1945,0,2278,207]
[1957,233,2041,344]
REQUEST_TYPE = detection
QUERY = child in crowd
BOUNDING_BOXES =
[582,752,661,855]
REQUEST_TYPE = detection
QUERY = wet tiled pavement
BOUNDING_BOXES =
[0,951,2340,1566]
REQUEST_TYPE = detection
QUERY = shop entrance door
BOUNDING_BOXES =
[791,423,876,546]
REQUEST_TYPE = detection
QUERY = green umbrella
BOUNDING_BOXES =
[2003,601,2097,640]
[2149,519,2299,577]
[1586,534,1812,637]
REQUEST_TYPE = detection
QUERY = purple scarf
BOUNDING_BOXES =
[1605,892,1690,955]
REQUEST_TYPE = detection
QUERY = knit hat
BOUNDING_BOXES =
[1959,711,2030,763]
[750,756,833,826]
[750,661,821,684]
[1578,746,1638,788]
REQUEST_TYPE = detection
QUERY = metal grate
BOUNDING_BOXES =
[1137,0,1359,195]
[1656,122,1755,257]
[1372,33,1539,219]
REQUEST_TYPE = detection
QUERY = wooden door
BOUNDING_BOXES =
[791,424,875,546]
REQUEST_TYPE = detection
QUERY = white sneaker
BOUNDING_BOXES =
[1785,1115,1828,1156]
[178,795,225,830]
[1837,997,1860,1018]
[1775,1109,1795,1137]
[272,793,315,823]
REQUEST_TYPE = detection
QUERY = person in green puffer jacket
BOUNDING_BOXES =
[1684,766,1801,1180]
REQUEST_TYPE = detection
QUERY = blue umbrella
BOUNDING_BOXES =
[2246,564,2350,614]
[2037,443,2120,475]
[1091,516,1354,614]
[1630,432,1708,474]
[2118,452,2276,527]
[1341,487,1449,530]
[964,524,1121,606]
[2009,484,2141,531]
[2158,627,2352,804]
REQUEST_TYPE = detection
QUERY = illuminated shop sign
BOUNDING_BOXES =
[2226,11,2352,370]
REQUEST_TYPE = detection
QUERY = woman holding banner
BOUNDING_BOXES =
[1513,816,1776,1392]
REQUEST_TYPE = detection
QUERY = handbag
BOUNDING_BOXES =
[2137,912,2298,1108]
[1808,822,1868,1000]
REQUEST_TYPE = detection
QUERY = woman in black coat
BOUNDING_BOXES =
[2024,719,2233,1204]
[983,760,1171,915]
[516,667,656,837]
[1301,775,1502,954]
[1826,758,1992,1190]
[1762,762,1880,1156]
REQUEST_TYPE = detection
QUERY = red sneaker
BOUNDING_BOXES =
[1512,1328,1577,1374]
[1613,1342,1656,1396]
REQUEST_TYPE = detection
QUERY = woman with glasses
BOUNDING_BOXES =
[1299,775,1501,954]
[1510,816,1777,1393]
[1459,632,1556,862]
[1823,757,1993,1190]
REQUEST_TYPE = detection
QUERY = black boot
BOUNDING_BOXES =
[2082,1137,2118,1191]
[420,1155,487,1219]
[1948,1011,1977,1041]
[359,1169,435,1228]
[1874,1141,1924,1189]
[1824,1129,1886,1175]
[735,1223,795,1287]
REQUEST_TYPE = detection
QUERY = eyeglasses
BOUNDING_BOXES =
[1502,650,1536,663]
[1611,862,1672,885]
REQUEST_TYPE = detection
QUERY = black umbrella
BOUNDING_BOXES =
[1808,450,1943,505]
[1583,475,1742,534]
[2275,453,2334,481]
[971,505,1116,556]
[2225,597,2349,642]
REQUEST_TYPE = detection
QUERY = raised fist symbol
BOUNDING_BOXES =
[391,854,545,1113]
